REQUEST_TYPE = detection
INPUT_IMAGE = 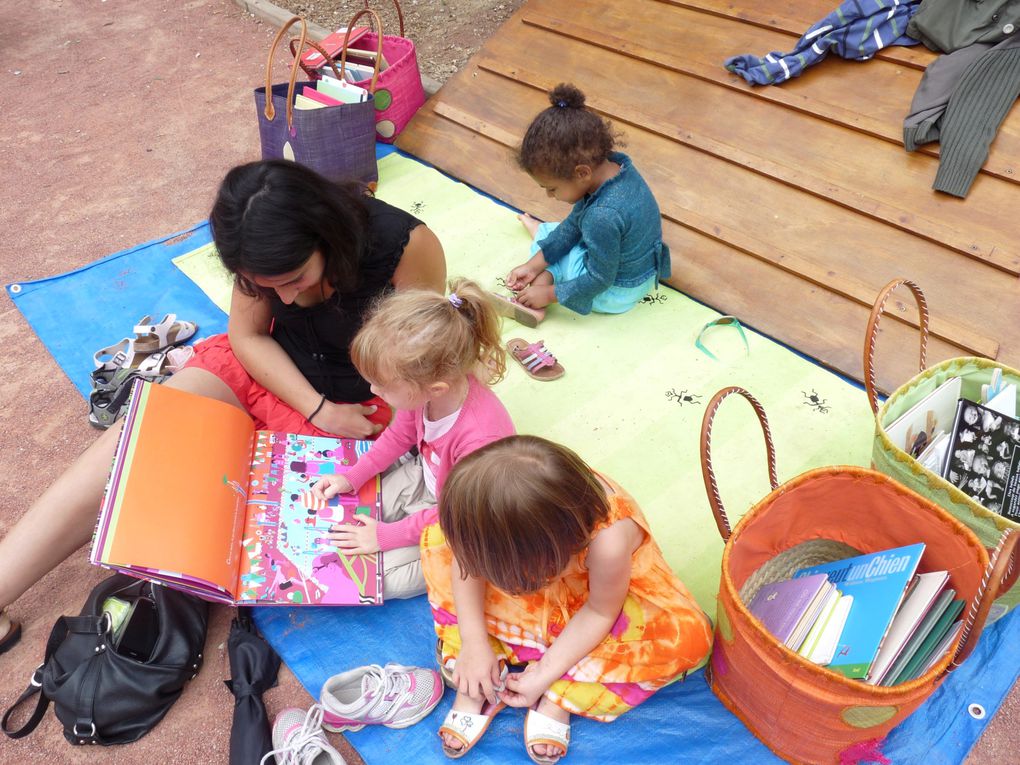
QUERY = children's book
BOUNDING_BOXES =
[301,85,344,107]
[883,593,964,686]
[793,543,925,679]
[940,398,1020,521]
[299,26,370,69]
[747,573,832,648]
[91,381,383,606]
[294,93,327,110]
[884,376,961,458]
[866,570,949,685]
[914,619,965,679]
[316,73,371,104]
[800,594,854,666]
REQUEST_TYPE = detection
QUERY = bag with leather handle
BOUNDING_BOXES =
[1,574,208,745]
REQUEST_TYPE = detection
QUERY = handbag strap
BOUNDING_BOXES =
[363,0,406,37]
[263,16,310,132]
[948,528,1018,671]
[1,614,107,740]
[699,386,779,542]
[338,9,384,93]
[863,278,929,415]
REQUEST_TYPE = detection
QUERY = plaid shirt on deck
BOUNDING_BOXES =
[725,0,922,86]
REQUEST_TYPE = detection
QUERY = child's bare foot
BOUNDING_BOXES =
[518,212,541,238]
[438,691,505,756]
[527,697,571,763]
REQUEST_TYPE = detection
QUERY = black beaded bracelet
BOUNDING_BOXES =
[307,394,327,424]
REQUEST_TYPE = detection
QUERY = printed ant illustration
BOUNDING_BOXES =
[494,276,510,291]
[666,388,702,406]
[802,389,831,413]
[640,292,668,305]
[410,201,426,215]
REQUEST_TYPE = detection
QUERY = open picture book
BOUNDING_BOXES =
[91,381,383,606]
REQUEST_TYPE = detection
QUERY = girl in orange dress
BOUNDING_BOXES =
[422,436,713,763]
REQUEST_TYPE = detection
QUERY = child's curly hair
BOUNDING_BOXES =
[517,83,617,179]
[351,277,506,389]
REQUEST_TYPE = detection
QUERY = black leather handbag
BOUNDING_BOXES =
[1,574,208,745]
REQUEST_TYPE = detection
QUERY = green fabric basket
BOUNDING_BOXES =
[866,280,1020,620]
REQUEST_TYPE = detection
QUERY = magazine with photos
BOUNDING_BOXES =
[940,398,1020,521]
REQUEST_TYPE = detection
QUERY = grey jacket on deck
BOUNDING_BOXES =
[908,0,1020,54]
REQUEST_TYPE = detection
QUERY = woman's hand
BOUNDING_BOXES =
[311,475,354,501]
[499,662,548,709]
[452,640,504,705]
[314,401,384,438]
[327,516,380,555]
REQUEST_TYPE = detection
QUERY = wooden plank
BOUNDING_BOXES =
[520,1,1020,185]
[473,40,1020,276]
[660,0,936,71]
[431,88,1000,360]
[399,104,971,392]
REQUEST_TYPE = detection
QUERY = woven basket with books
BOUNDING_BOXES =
[866,278,1020,618]
[700,386,1016,765]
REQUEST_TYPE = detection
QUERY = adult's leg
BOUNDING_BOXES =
[0,368,242,618]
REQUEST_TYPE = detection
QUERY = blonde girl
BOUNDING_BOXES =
[312,278,516,599]
[426,436,713,763]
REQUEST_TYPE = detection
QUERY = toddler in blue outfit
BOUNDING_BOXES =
[498,83,671,322]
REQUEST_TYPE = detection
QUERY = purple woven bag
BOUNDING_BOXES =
[255,17,377,185]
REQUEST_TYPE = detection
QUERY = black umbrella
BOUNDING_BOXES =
[224,607,282,765]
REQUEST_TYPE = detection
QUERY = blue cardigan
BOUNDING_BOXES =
[537,152,670,315]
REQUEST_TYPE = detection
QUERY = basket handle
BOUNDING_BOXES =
[364,0,406,37]
[948,528,1019,670]
[864,278,929,415]
[338,9,385,94]
[700,386,779,542]
[262,16,309,132]
[288,37,346,81]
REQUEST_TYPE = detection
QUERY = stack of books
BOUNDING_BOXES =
[884,370,1020,521]
[293,73,371,112]
[748,543,966,684]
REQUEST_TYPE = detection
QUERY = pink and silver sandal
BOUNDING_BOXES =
[507,338,564,381]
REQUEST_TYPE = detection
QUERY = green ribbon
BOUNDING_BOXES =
[695,316,750,361]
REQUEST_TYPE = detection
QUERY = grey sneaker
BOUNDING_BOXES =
[260,705,346,765]
[320,663,443,732]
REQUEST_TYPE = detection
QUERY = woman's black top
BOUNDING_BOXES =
[269,196,423,403]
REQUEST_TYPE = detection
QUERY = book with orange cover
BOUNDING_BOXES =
[90,381,383,606]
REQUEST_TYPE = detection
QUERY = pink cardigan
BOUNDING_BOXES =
[341,375,515,551]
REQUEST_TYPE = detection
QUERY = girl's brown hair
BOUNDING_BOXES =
[517,83,617,179]
[350,277,506,388]
[439,435,610,594]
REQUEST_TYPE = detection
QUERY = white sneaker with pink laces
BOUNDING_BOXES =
[320,663,443,732]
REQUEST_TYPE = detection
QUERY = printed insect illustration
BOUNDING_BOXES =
[802,389,831,413]
[494,276,510,290]
[666,388,702,406]
[641,292,668,305]
[410,201,426,215]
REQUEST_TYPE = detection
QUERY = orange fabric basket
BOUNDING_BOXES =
[700,387,1017,765]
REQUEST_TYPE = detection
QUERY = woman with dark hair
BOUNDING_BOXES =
[0,160,446,651]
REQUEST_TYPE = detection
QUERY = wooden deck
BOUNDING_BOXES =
[397,0,1020,393]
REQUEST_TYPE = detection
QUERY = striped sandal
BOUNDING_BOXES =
[507,338,564,381]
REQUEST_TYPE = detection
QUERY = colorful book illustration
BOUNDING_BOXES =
[866,570,949,685]
[794,543,925,679]
[799,593,853,666]
[747,573,832,649]
[883,594,964,686]
[91,381,383,606]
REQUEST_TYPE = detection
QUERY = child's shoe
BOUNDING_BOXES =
[260,704,347,765]
[320,663,443,732]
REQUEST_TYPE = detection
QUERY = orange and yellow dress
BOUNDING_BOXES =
[420,477,713,721]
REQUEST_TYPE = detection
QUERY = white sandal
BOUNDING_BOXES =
[133,313,198,353]
[524,706,571,765]
[438,700,506,759]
